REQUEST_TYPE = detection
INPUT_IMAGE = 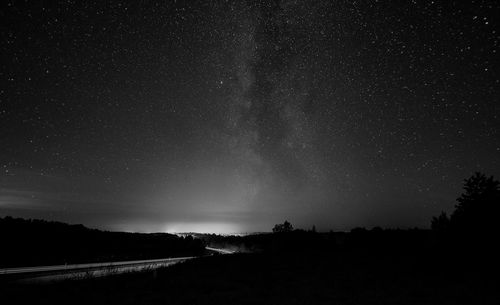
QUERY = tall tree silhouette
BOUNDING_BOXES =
[450,172,500,235]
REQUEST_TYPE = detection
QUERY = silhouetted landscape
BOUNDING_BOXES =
[0,217,205,268]
[1,173,499,304]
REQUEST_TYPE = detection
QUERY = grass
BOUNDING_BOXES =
[2,249,498,305]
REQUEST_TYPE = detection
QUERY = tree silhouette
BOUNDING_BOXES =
[450,172,500,234]
[272,220,293,233]
[431,172,500,244]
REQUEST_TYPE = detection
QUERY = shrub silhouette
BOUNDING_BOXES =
[431,211,450,232]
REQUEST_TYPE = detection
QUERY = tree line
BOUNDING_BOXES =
[0,217,206,268]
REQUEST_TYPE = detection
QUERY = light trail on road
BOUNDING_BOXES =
[205,247,235,254]
[0,256,194,275]
[0,247,234,280]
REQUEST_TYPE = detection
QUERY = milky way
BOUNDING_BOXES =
[1,1,499,232]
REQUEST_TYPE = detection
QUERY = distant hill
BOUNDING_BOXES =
[0,216,206,268]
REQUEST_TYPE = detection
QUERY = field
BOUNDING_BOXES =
[2,246,497,305]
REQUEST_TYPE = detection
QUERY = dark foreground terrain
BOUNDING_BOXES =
[0,216,205,267]
[3,171,499,304]
[2,244,498,305]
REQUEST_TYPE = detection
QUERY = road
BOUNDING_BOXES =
[0,246,233,280]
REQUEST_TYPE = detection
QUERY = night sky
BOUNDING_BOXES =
[1,1,499,233]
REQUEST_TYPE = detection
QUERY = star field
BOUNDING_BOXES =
[1,0,499,233]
